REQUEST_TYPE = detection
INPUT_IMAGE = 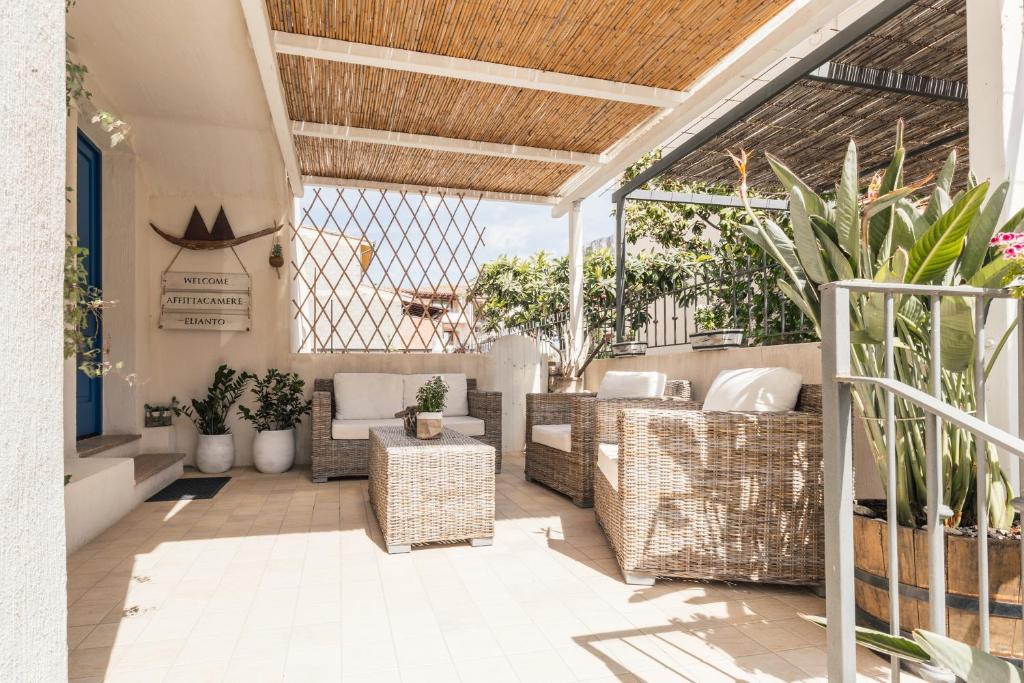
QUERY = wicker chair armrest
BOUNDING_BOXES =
[313,390,333,424]
[468,389,501,423]
[594,396,701,445]
[525,392,593,426]
[665,379,693,400]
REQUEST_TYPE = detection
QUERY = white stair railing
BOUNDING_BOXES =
[822,280,1024,681]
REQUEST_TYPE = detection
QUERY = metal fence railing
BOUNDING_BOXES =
[628,255,815,349]
[822,281,1024,681]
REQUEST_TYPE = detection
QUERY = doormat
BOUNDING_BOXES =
[146,476,230,502]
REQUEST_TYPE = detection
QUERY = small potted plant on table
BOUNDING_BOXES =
[415,376,447,440]
[238,369,311,473]
[173,364,251,473]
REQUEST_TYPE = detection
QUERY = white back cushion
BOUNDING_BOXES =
[702,367,802,412]
[402,373,469,416]
[596,371,667,399]
[334,373,404,420]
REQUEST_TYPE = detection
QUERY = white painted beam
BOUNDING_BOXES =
[626,189,789,210]
[303,176,559,206]
[240,0,304,197]
[272,31,684,108]
[551,0,890,217]
[567,200,585,374]
[292,121,602,166]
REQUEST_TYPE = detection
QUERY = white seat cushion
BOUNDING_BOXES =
[331,416,485,440]
[331,418,404,440]
[334,373,404,420]
[402,373,469,417]
[702,367,802,412]
[443,415,485,437]
[597,443,619,491]
[531,424,571,452]
[596,371,667,399]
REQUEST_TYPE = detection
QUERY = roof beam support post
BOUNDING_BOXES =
[967,0,1023,504]
[291,121,602,166]
[272,31,684,108]
[613,198,627,343]
[567,200,585,374]
[240,0,304,197]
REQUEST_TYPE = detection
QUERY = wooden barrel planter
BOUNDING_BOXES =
[854,513,1023,663]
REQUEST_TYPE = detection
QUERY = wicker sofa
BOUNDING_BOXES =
[525,377,692,507]
[312,374,501,481]
[594,384,823,586]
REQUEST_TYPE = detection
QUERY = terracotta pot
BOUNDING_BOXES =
[854,513,1023,662]
[196,434,234,473]
[253,428,295,473]
[416,412,443,439]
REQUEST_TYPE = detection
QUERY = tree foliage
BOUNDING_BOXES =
[472,150,812,345]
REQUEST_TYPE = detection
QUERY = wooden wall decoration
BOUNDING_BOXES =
[159,271,252,332]
[150,206,281,250]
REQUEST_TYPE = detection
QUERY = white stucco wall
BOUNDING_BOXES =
[0,1,69,680]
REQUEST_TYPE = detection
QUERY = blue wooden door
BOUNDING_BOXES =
[76,131,103,439]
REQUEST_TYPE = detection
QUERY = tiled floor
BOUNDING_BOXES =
[67,453,906,682]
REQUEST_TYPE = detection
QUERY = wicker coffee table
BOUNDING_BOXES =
[368,426,496,554]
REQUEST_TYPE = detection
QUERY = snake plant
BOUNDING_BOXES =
[733,121,1019,528]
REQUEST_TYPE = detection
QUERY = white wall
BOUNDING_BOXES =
[0,1,68,679]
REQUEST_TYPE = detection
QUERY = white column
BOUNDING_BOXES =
[0,1,68,680]
[967,0,1023,489]
[567,199,585,374]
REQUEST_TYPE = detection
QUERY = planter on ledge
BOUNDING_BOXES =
[690,328,744,350]
[853,510,1023,664]
[610,341,647,357]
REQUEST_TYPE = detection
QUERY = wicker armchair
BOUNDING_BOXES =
[312,377,502,481]
[594,385,823,586]
[525,380,692,507]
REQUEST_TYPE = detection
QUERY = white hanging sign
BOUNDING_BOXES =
[159,270,252,332]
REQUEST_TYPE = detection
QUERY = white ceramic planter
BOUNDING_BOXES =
[253,428,296,474]
[196,434,235,473]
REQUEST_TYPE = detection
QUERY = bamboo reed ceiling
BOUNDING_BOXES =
[278,56,657,154]
[268,0,802,197]
[296,137,579,196]
[267,0,792,90]
[662,0,969,191]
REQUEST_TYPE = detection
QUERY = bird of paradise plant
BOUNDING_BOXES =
[732,121,1020,529]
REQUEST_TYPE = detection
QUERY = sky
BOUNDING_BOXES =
[473,183,617,262]
[296,182,619,287]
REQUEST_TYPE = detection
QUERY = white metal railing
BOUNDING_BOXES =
[822,280,1024,681]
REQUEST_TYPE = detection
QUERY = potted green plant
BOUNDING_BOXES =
[415,376,448,439]
[733,121,1022,657]
[690,305,744,350]
[144,398,179,428]
[173,364,251,473]
[237,369,311,473]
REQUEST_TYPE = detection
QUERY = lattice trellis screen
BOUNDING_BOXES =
[291,187,485,353]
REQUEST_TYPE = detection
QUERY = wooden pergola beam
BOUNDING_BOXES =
[303,175,559,206]
[239,0,304,197]
[292,121,604,166]
[272,31,685,108]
